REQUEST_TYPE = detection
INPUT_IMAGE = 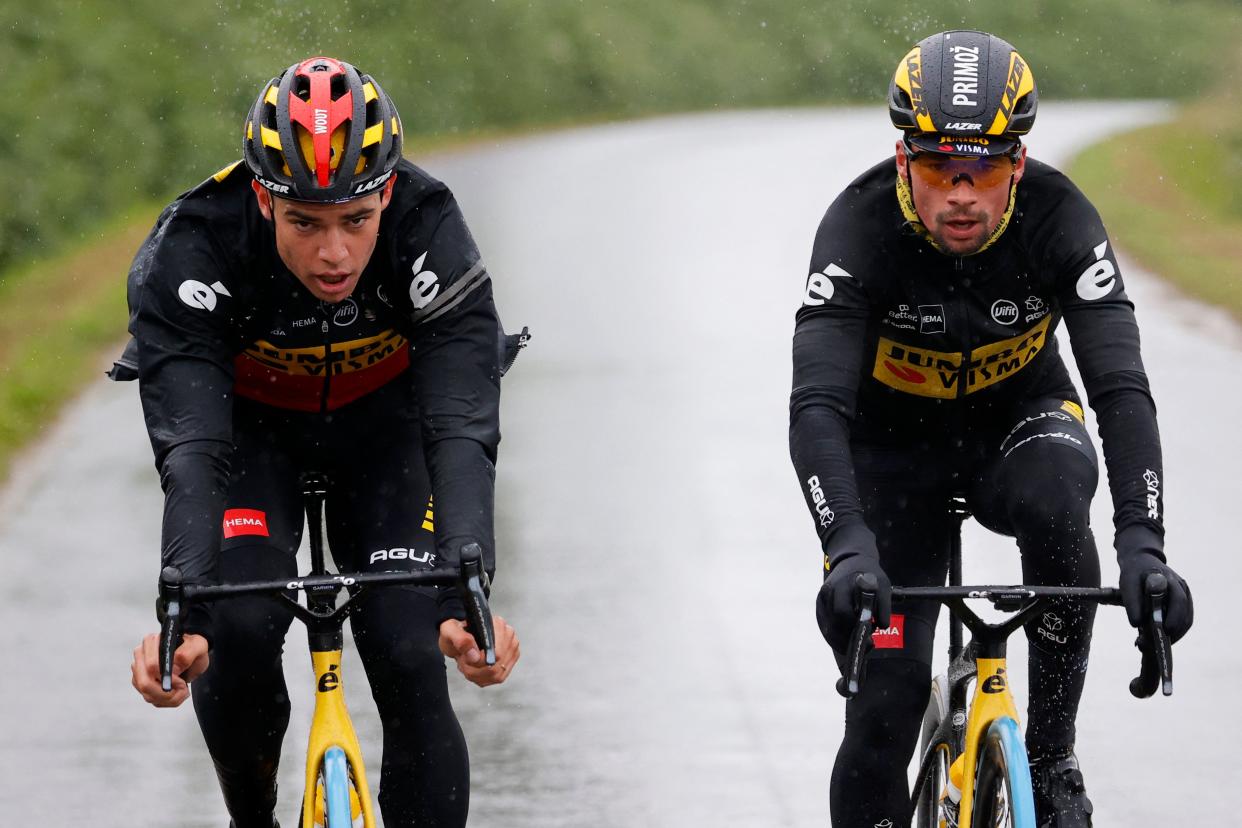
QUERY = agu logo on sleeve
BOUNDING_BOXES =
[223,508,270,538]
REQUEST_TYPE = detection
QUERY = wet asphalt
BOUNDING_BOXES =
[1,103,1237,826]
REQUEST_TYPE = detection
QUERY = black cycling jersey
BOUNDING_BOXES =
[789,156,1165,567]
[123,158,503,634]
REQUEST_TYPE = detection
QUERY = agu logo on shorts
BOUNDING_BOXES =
[223,508,270,538]
[872,613,905,649]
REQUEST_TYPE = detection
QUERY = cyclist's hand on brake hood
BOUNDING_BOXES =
[439,615,520,688]
[1118,546,1193,643]
[131,632,209,708]
[816,550,892,653]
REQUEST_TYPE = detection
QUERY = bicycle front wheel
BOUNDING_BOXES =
[914,675,951,828]
[972,717,1036,828]
[319,746,362,828]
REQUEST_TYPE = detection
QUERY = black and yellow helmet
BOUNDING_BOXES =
[243,57,403,203]
[889,30,1037,157]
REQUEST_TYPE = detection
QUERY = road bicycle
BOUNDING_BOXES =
[837,502,1173,828]
[157,473,497,828]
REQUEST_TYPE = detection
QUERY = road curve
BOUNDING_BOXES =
[1,102,1234,826]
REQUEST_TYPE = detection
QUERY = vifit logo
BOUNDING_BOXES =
[223,508,269,539]
[872,614,905,649]
[805,475,834,527]
[1143,469,1160,519]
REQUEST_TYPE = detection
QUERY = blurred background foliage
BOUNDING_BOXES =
[3,0,1241,274]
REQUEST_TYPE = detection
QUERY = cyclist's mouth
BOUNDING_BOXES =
[313,271,355,297]
[942,218,980,240]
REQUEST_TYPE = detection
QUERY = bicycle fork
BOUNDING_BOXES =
[302,639,377,828]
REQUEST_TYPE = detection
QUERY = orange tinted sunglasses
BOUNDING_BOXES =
[907,152,1016,191]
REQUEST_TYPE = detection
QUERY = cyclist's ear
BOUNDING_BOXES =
[895,141,910,177]
[379,175,396,210]
[1012,146,1028,185]
[251,180,274,220]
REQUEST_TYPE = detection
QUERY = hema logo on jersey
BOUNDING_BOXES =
[872,614,905,649]
[223,508,269,538]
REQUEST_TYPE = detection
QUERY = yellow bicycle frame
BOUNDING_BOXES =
[955,656,1021,828]
[301,648,378,828]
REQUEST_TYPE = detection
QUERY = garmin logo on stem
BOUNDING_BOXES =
[805,475,834,527]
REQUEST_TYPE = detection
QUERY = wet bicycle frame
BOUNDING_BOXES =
[837,503,1173,828]
[157,473,496,828]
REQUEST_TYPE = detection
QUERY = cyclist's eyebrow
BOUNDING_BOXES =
[281,206,321,223]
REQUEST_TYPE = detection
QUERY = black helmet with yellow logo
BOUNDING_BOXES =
[243,57,403,203]
[889,30,1037,157]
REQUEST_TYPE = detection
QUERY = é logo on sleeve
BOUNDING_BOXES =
[803,263,853,306]
[1075,241,1116,301]
[410,251,441,309]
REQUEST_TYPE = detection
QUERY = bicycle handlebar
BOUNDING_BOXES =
[835,574,1174,700]
[156,546,498,691]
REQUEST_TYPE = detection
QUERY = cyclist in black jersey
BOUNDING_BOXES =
[124,57,522,828]
[789,31,1193,828]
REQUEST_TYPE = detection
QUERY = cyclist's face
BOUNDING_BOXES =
[253,178,395,303]
[895,143,1026,255]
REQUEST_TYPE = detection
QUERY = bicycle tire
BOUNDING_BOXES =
[914,675,951,828]
[321,746,356,828]
[972,717,1036,828]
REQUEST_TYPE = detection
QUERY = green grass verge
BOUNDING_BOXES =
[1066,107,1242,320]
[0,210,153,478]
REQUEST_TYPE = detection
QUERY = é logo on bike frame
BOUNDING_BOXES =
[318,665,340,693]
[981,667,1007,694]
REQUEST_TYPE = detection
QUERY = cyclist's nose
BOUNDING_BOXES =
[318,227,349,265]
[946,179,978,204]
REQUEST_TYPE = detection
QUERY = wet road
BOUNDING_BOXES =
[3,103,1236,826]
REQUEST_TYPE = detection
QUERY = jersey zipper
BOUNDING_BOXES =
[320,316,332,414]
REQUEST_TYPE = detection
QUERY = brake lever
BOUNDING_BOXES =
[1129,572,1173,698]
[156,566,185,693]
[836,572,878,699]
[458,543,497,666]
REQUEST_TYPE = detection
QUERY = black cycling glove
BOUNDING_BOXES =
[1118,548,1193,643]
[815,551,892,653]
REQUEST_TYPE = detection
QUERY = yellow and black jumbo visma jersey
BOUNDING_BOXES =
[789,157,1164,565]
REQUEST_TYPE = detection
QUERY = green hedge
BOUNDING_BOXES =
[3,1,1239,274]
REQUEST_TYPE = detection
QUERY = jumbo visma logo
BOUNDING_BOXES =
[872,316,1051,398]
